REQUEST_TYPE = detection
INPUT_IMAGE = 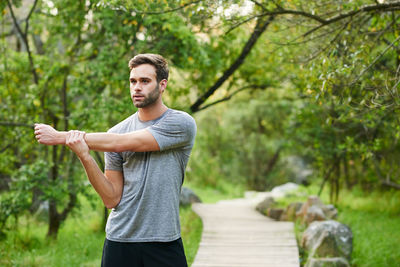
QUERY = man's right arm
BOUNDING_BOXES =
[80,155,123,209]
[65,130,123,209]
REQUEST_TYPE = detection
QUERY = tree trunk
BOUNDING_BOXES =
[264,146,282,176]
[342,154,351,189]
[47,200,61,238]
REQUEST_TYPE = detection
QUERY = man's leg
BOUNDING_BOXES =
[101,239,143,267]
[140,238,188,267]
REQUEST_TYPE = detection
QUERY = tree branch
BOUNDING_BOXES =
[301,19,350,63]
[381,179,400,190]
[196,84,268,112]
[254,1,400,38]
[372,156,400,190]
[250,0,267,12]
[190,16,274,113]
[6,0,39,84]
[261,1,400,24]
[225,14,261,35]
[0,122,34,128]
[0,144,12,153]
[6,0,25,39]
[58,71,70,164]
[350,34,400,86]
[260,9,327,24]
[24,0,39,35]
[130,0,203,15]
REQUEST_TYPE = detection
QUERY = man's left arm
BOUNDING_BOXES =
[85,130,160,152]
[34,123,160,152]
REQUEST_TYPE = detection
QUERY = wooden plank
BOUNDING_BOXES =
[191,193,300,267]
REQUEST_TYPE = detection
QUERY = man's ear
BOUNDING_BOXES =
[160,79,167,93]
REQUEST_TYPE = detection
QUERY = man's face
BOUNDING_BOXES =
[129,64,163,108]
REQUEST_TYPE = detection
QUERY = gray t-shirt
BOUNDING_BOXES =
[104,109,196,242]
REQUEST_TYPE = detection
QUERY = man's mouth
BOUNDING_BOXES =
[133,95,144,101]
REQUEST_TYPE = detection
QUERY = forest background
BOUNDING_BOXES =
[1,0,400,266]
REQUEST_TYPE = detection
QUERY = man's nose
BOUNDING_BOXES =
[132,83,142,91]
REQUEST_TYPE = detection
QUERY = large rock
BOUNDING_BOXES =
[296,196,338,225]
[271,182,300,198]
[305,257,350,267]
[301,220,353,260]
[296,196,323,223]
[180,187,201,206]
[267,208,284,220]
[322,204,338,220]
[256,196,276,214]
[282,202,303,221]
[305,205,327,224]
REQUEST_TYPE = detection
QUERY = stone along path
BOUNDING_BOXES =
[191,192,300,267]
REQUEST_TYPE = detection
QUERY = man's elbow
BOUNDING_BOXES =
[104,197,121,209]
[112,138,140,152]
[113,145,125,153]
[113,142,151,153]
[113,142,131,153]
[105,203,117,209]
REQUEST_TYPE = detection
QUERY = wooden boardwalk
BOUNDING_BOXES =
[191,192,300,267]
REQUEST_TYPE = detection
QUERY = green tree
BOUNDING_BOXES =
[2,0,400,238]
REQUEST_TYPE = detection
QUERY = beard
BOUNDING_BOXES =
[133,83,160,108]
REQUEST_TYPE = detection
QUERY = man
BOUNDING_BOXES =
[34,54,196,267]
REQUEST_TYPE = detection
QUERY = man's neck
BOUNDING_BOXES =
[138,103,168,121]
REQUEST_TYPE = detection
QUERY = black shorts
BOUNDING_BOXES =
[101,238,188,267]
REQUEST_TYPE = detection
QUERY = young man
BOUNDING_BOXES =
[34,54,196,267]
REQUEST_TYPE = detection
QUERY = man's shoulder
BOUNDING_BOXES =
[108,113,136,133]
[158,109,196,139]
[165,109,196,125]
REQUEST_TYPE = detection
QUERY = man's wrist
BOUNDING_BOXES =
[57,131,67,145]
[78,152,92,163]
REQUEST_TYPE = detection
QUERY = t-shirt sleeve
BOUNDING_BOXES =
[147,112,197,151]
[105,151,123,171]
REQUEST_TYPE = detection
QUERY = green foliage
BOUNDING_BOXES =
[190,87,297,191]
[277,184,400,266]
[278,3,400,200]
[0,195,105,267]
[0,191,202,267]
[339,209,400,266]
[0,161,49,234]
[184,178,246,204]
[180,205,202,266]
[2,0,400,244]
[333,187,400,266]
[1,0,225,237]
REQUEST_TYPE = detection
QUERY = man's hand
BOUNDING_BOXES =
[66,130,90,160]
[34,123,66,145]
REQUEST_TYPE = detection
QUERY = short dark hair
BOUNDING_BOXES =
[128,54,169,82]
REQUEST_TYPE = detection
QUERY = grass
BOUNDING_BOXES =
[335,188,400,267]
[0,191,204,267]
[5,179,398,266]
[184,178,246,203]
[0,176,244,267]
[274,184,400,267]
[339,208,400,266]
[180,205,203,266]
[0,196,106,267]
